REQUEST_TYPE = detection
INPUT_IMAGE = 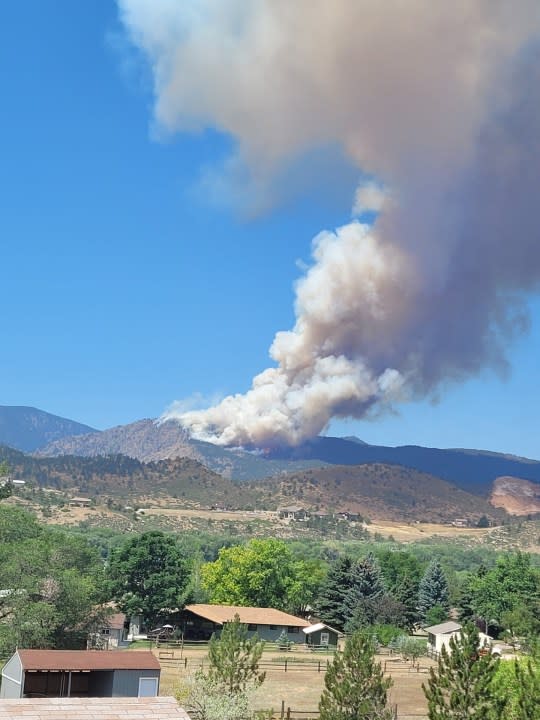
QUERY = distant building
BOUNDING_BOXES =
[452,518,469,527]
[68,497,92,508]
[278,506,308,520]
[425,621,462,654]
[302,622,343,648]
[88,612,129,649]
[181,603,309,643]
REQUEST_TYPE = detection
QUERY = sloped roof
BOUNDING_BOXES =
[424,621,462,635]
[0,697,188,719]
[17,649,160,671]
[184,604,309,627]
[106,612,127,630]
[302,622,343,636]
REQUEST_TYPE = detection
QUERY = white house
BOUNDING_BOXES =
[425,621,462,654]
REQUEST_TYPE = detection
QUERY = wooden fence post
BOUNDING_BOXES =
[280,700,285,719]
[286,707,291,720]
[284,659,288,672]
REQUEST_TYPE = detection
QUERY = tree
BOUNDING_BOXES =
[315,556,353,631]
[106,531,190,626]
[201,538,318,611]
[0,508,106,655]
[418,561,450,624]
[0,461,12,500]
[492,657,540,720]
[319,631,393,720]
[207,614,265,694]
[394,574,420,630]
[461,553,540,635]
[423,623,505,720]
[344,553,385,631]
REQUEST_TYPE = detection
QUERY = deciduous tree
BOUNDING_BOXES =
[106,531,190,625]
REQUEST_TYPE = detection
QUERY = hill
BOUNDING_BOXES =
[249,463,504,523]
[0,446,505,523]
[0,405,96,452]
[0,445,253,507]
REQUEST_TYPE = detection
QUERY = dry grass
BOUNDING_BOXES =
[154,645,435,719]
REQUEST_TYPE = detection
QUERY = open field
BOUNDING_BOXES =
[150,644,436,719]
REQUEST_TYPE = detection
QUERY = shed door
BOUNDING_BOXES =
[138,677,158,697]
[320,632,330,646]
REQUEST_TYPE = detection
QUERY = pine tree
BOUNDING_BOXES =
[418,560,450,624]
[319,631,393,720]
[207,614,265,694]
[514,659,540,720]
[344,553,385,630]
[316,556,353,631]
[394,574,420,630]
[423,623,505,720]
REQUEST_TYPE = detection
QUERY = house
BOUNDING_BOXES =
[88,612,129,649]
[302,622,342,648]
[181,604,310,643]
[425,621,462,654]
[452,518,469,527]
[0,697,190,720]
[0,649,160,699]
[278,505,308,520]
[68,497,92,508]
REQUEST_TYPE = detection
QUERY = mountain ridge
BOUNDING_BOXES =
[0,405,96,452]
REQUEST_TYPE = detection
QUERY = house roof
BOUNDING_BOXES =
[184,604,310,627]
[0,697,188,719]
[106,612,127,630]
[424,621,462,635]
[302,622,343,636]
[16,649,160,671]
[278,506,305,513]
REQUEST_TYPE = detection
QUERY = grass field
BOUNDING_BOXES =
[151,644,435,719]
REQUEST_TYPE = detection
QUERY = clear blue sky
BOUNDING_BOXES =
[1,1,538,459]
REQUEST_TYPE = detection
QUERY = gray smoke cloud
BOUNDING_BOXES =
[118,0,540,447]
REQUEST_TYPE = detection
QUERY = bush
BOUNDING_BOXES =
[369,624,404,647]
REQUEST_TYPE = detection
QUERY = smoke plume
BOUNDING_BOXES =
[118,0,540,447]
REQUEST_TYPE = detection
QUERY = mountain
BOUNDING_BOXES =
[38,418,540,496]
[490,476,540,516]
[0,446,503,523]
[36,419,328,480]
[0,405,96,452]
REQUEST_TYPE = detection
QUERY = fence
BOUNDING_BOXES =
[159,656,332,674]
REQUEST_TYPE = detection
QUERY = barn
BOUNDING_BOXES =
[0,649,160,699]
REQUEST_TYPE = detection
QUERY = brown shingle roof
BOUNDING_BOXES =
[0,697,188,719]
[17,649,160,671]
[184,604,309,627]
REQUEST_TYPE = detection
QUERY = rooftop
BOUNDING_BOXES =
[0,697,188,719]
[184,604,310,627]
[17,649,160,671]
[424,621,462,635]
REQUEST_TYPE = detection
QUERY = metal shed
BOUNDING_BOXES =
[0,649,160,699]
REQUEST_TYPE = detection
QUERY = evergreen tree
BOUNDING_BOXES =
[514,659,540,720]
[316,557,353,631]
[423,623,505,720]
[344,553,385,631]
[394,574,420,630]
[319,631,393,720]
[207,614,265,694]
[418,561,450,624]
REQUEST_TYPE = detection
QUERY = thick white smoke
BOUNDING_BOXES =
[118,0,540,446]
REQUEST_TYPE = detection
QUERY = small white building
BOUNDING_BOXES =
[425,621,462,654]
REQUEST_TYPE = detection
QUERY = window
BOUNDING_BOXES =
[269,625,277,630]
[288,626,299,634]
[248,624,257,631]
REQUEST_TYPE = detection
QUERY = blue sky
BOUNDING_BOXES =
[1,1,539,458]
